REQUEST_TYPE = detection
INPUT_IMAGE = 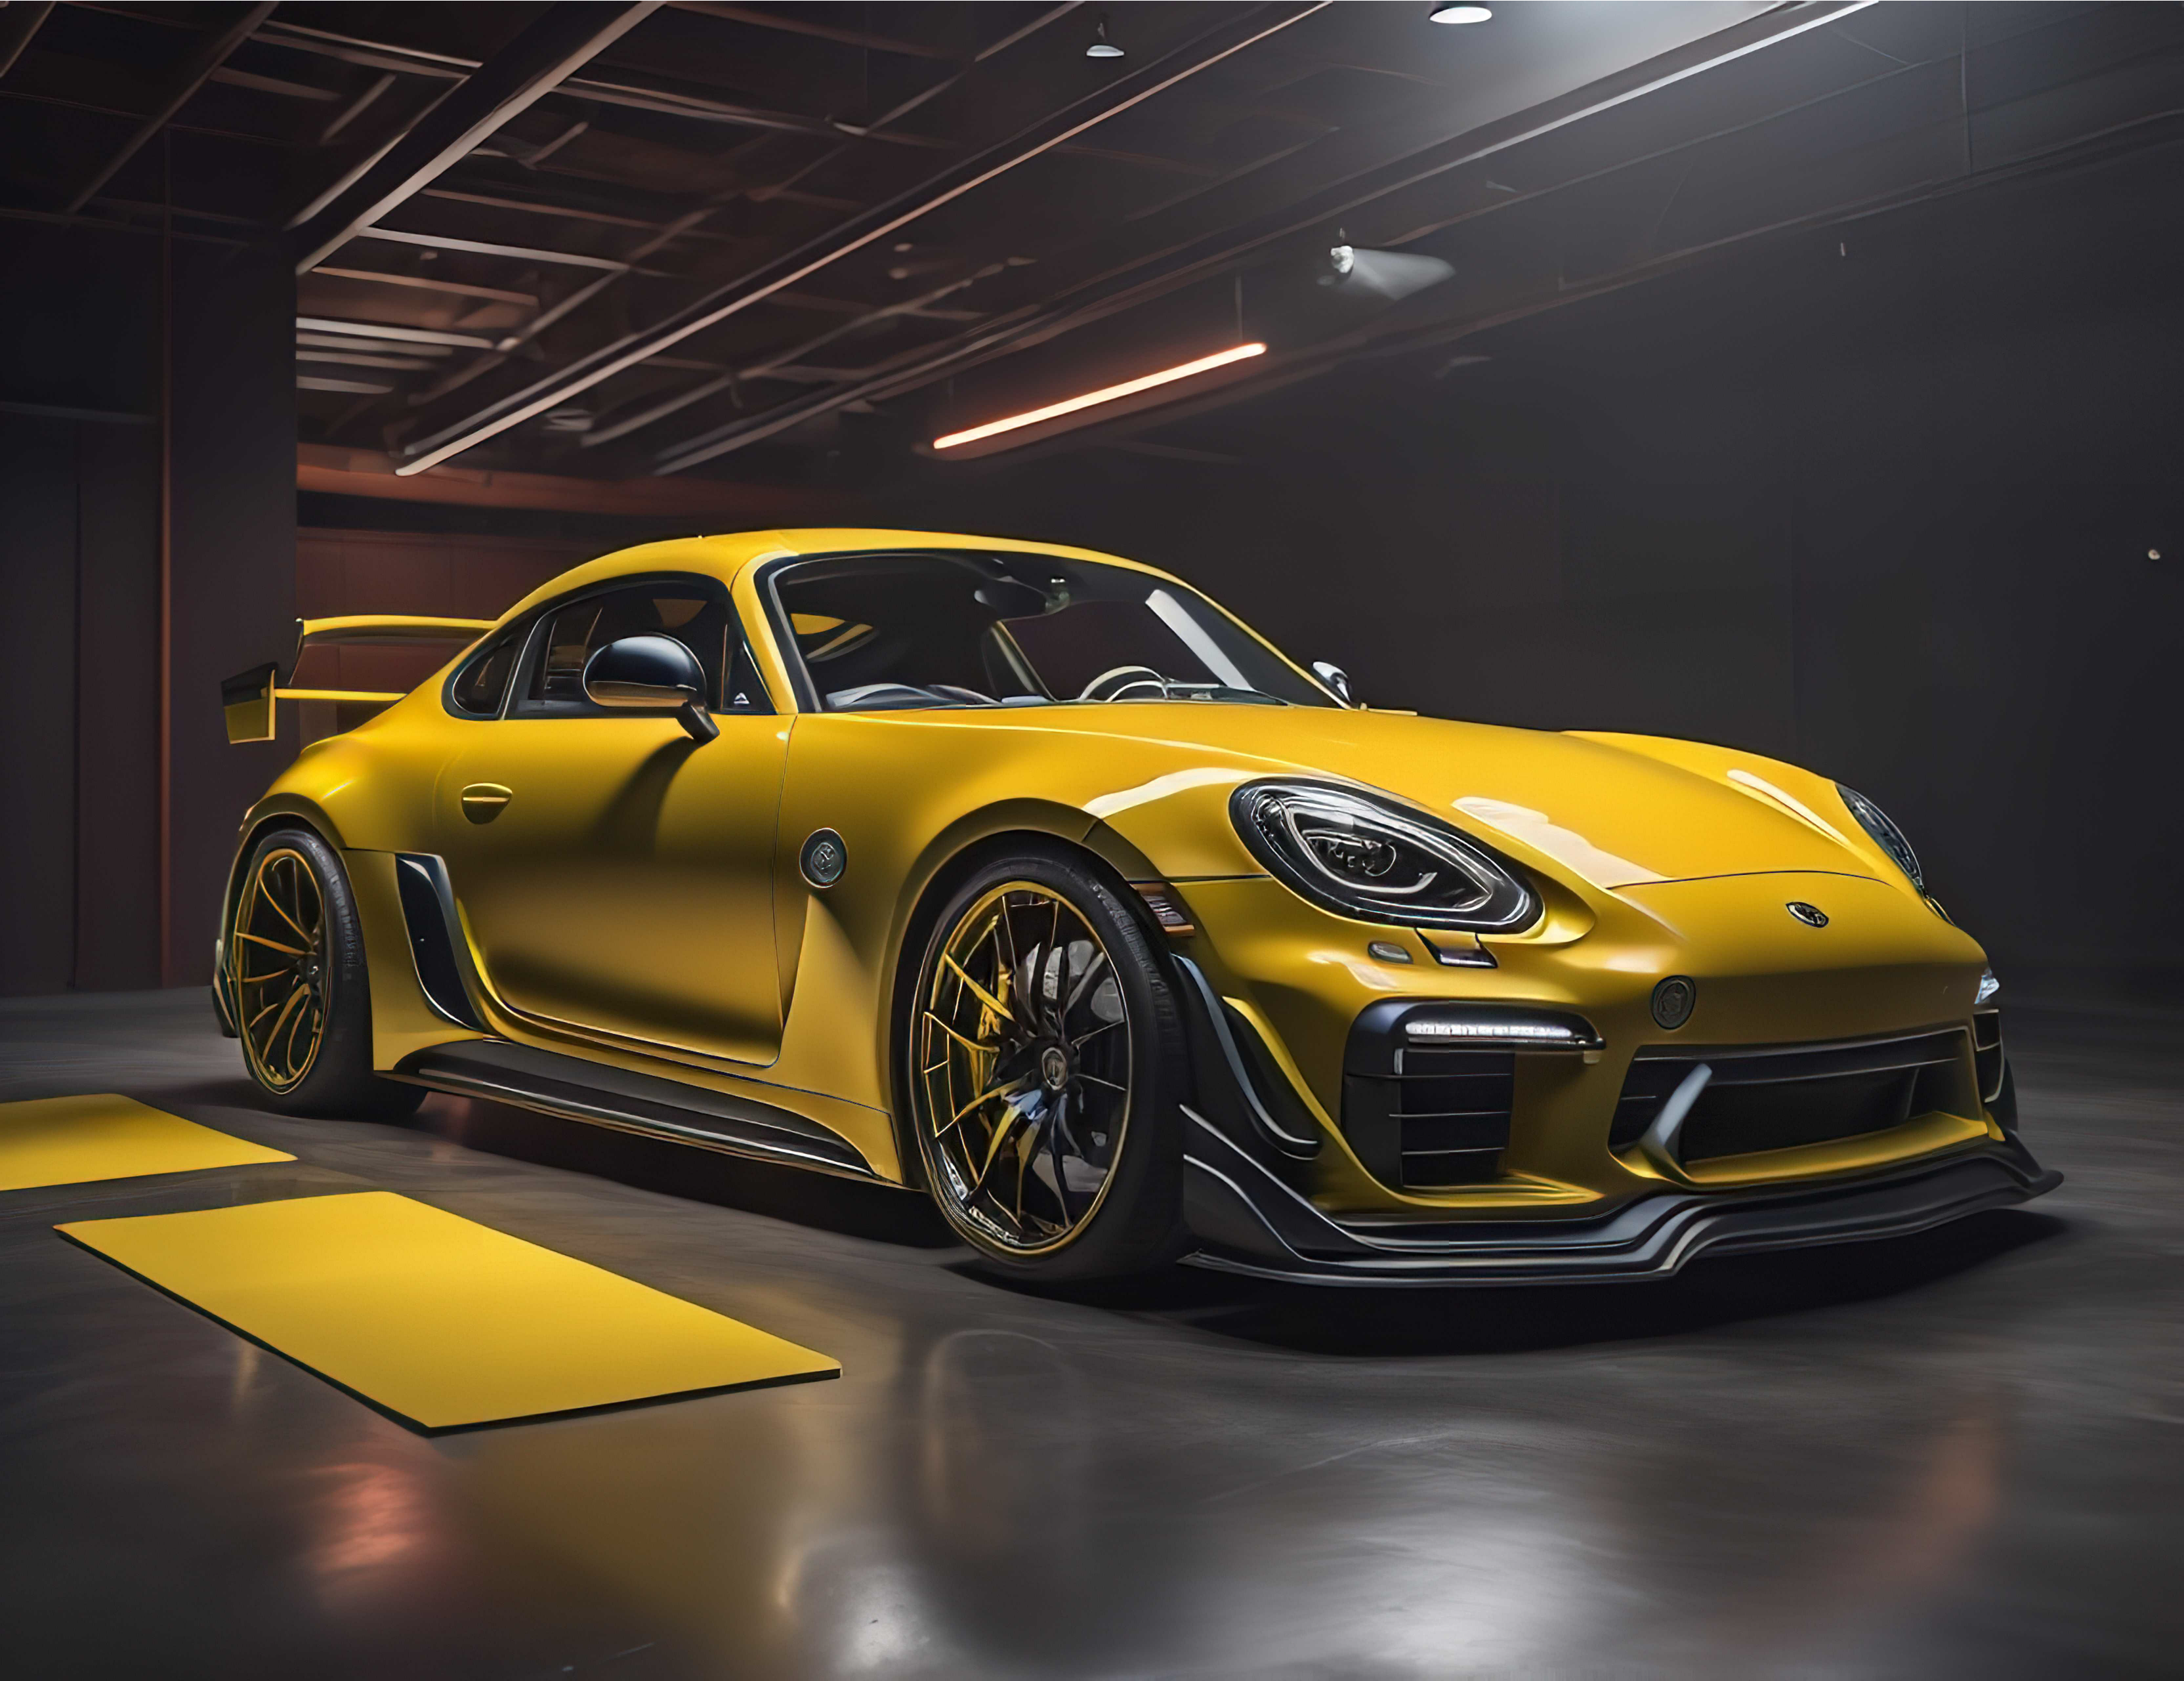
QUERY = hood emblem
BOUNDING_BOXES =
[1786,901,1829,927]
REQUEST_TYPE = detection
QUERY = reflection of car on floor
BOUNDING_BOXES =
[214,529,2056,1283]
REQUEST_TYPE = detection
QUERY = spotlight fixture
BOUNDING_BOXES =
[1316,242,1454,303]
[933,343,1265,453]
[1429,3,1492,22]
[1085,15,1124,58]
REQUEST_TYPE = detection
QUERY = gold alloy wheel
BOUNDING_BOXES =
[916,883,1134,1254]
[230,847,328,1092]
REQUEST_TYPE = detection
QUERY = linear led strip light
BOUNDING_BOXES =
[932,342,1266,453]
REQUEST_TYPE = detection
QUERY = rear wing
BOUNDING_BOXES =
[222,615,493,744]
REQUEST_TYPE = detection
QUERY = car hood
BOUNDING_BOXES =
[1013,704,1878,891]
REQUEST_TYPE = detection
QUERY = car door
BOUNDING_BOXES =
[434,574,789,1066]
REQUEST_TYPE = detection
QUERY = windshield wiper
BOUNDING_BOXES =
[1154,682,1286,706]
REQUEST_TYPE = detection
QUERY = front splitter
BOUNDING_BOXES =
[1181,1112,2059,1287]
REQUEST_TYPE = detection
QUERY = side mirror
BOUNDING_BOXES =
[1310,660,1355,707]
[583,635,717,742]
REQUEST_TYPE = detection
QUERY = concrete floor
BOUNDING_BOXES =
[1,988,2177,1680]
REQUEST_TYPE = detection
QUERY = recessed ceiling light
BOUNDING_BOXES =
[1429,4,1493,22]
[1086,16,1124,58]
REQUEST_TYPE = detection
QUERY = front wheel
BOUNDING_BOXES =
[228,827,421,1121]
[905,847,1187,1282]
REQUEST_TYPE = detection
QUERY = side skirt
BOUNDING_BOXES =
[393,1038,883,1181]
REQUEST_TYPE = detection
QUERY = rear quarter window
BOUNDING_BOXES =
[448,629,522,718]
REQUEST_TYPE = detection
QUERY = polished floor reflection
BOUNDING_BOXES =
[2,987,2177,1678]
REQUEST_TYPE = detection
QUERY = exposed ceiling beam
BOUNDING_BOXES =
[253,21,475,82]
[63,3,276,215]
[207,64,341,102]
[297,317,499,348]
[581,265,1007,448]
[297,330,450,354]
[391,1,1330,476]
[299,349,442,370]
[369,3,1074,419]
[257,16,954,146]
[299,374,393,394]
[318,70,394,144]
[287,2,663,275]
[667,3,960,61]
[416,184,736,240]
[647,1,1874,474]
[350,226,652,272]
[309,266,539,307]
[0,3,56,82]
[0,83,301,149]
[864,9,2184,473]
[407,6,1067,420]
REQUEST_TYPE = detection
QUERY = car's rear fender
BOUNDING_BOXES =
[216,794,464,1073]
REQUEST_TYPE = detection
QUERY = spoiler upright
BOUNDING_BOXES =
[222,615,493,744]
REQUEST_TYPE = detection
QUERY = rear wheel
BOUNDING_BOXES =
[228,827,421,1121]
[906,847,1186,1282]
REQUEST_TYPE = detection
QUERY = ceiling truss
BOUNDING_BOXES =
[0,1,2177,496]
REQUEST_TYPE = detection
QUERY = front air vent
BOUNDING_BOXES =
[1341,1053,1515,1187]
[1341,1000,1594,1189]
[1973,1009,2004,1103]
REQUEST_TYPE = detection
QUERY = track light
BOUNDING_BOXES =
[1316,242,1454,303]
[1429,4,1492,22]
[1085,15,1124,58]
[933,343,1265,453]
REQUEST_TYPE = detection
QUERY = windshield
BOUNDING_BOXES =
[766,551,1335,712]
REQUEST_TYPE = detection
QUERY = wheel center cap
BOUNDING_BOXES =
[1038,1044,1071,1092]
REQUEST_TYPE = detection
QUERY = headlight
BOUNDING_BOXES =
[1231,781,1538,931]
[1837,784,1922,888]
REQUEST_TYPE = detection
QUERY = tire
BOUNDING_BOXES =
[904,844,1187,1283]
[228,826,422,1122]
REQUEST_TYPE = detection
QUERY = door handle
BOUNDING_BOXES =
[460,783,513,824]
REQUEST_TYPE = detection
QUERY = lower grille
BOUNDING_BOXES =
[1612,1029,1977,1164]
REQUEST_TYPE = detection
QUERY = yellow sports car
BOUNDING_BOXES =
[214,529,2056,1283]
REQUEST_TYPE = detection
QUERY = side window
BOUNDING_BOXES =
[513,580,770,717]
[448,628,522,719]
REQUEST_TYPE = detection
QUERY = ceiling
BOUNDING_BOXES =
[3,1,2181,498]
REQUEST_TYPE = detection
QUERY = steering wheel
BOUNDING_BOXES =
[1078,664,1168,702]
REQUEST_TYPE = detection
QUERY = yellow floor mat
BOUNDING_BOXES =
[56,1192,839,1430]
[0,1094,294,1191]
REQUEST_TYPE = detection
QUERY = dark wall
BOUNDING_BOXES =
[0,223,293,995]
[894,144,2183,974]
[167,237,300,985]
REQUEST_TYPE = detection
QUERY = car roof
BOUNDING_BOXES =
[496,528,1179,625]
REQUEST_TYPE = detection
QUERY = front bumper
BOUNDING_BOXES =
[1180,1110,2059,1287]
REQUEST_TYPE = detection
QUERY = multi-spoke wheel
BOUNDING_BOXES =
[907,848,1186,1280]
[232,845,327,1090]
[225,828,421,1120]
